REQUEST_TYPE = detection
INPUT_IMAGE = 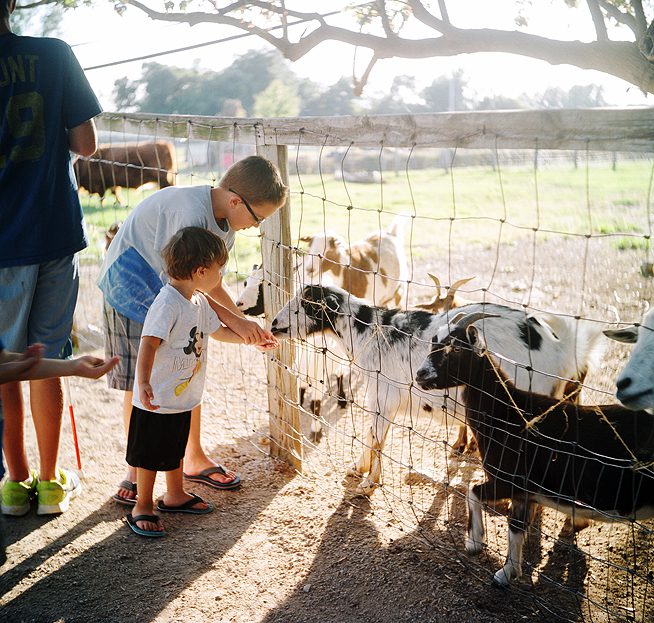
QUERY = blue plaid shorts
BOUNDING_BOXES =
[102,300,143,391]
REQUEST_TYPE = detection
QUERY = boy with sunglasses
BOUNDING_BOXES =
[98,155,286,505]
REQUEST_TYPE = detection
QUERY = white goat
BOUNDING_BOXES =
[298,215,408,307]
[604,307,654,413]
[236,265,347,440]
[271,285,604,496]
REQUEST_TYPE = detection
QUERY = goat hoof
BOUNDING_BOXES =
[561,515,591,535]
[309,429,323,443]
[464,537,484,555]
[337,398,348,409]
[492,566,520,587]
[355,480,378,497]
[345,463,363,478]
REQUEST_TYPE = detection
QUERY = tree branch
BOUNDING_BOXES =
[596,0,638,34]
[437,0,450,26]
[630,0,648,38]
[586,0,608,41]
[16,0,60,9]
[120,1,654,95]
[377,0,395,38]
[353,53,379,96]
[407,0,448,34]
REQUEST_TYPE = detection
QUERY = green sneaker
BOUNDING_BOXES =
[36,468,81,515]
[1,471,38,516]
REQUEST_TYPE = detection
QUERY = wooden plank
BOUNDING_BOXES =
[96,108,654,151]
[257,144,303,472]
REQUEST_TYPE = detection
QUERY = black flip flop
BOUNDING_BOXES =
[112,480,137,507]
[156,492,214,514]
[126,513,165,538]
[183,465,241,490]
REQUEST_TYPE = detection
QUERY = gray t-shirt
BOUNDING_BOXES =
[132,284,220,413]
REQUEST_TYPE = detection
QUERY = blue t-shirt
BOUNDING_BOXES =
[98,186,234,324]
[0,33,102,267]
[0,336,4,481]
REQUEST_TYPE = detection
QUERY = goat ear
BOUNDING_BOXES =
[603,326,639,344]
[300,235,313,244]
[466,325,487,355]
[252,263,259,270]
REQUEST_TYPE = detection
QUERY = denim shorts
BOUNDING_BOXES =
[0,255,78,359]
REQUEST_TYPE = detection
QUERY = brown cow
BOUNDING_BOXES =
[75,140,176,202]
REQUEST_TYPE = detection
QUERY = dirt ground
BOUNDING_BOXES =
[1,236,654,623]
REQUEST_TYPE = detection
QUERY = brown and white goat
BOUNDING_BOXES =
[415,312,654,587]
[298,216,408,307]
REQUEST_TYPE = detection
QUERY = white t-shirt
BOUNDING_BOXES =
[132,284,221,414]
[97,185,235,323]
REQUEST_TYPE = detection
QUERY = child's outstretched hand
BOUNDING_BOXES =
[70,355,120,379]
[254,330,279,351]
[232,316,269,345]
[138,381,159,411]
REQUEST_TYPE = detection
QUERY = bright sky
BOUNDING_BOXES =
[24,0,652,110]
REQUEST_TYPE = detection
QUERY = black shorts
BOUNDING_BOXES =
[126,405,191,472]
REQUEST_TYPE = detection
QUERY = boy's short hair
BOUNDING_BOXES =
[219,155,288,207]
[162,227,229,280]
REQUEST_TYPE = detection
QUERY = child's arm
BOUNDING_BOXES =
[211,325,278,350]
[204,283,272,345]
[0,344,119,383]
[210,326,246,344]
[136,336,161,411]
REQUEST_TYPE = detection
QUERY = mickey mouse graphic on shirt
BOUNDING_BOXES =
[174,326,204,396]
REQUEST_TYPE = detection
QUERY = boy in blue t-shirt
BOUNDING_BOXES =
[0,0,103,518]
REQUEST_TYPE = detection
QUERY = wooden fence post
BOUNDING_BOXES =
[256,143,302,472]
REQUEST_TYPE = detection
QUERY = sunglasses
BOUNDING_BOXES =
[229,188,264,225]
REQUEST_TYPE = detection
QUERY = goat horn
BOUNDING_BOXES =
[449,276,475,294]
[445,276,475,307]
[427,273,442,298]
[453,312,501,330]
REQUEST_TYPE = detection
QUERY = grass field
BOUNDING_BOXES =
[80,157,654,281]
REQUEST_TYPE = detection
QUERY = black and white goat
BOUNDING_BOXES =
[415,311,654,586]
[271,285,603,496]
[236,265,347,441]
[604,307,654,414]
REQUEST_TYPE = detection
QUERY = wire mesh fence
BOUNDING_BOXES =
[74,109,654,622]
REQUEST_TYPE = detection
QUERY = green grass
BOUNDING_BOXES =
[81,159,654,283]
